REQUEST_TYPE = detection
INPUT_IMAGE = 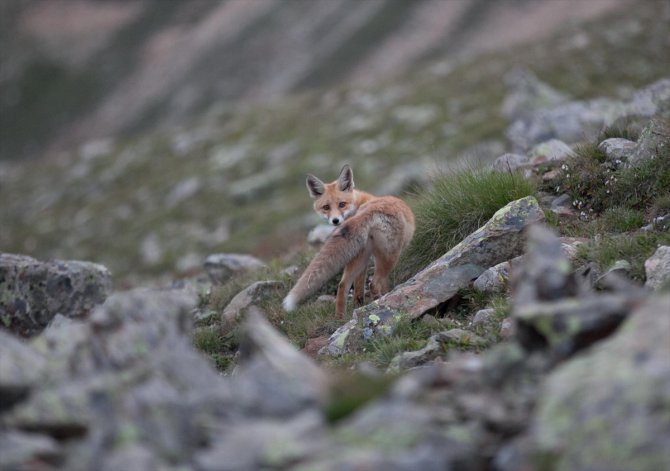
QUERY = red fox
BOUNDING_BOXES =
[282,164,415,319]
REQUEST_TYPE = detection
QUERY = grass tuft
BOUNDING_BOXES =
[396,166,534,280]
[598,121,640,142]
[599,207,645,233]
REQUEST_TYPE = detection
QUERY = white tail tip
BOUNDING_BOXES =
[282,293,297,312]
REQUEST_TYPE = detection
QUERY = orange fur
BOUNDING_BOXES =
[283,165,415,319]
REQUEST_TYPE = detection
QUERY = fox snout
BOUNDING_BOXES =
[330,216,341,225]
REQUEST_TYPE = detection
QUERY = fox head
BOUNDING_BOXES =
[306,164,358,226]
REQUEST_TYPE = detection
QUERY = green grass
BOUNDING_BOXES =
[192,325,240,372]
[555,136,670,217]
[577,232,670,282]
[598,122,640,143]
[396,166,535,280]
[599,207,645,233]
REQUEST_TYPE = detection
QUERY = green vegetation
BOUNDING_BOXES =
[397,166,535,280]
[555,136,670,216]
[577,232,670,282]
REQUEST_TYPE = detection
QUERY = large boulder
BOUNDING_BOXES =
[530,295,670,471]
[323,196,544,356]
[0,253,112,336]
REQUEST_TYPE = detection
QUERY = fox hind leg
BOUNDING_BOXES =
[353,258,369,306]
[370,250,400,300]
[336,251,370,319]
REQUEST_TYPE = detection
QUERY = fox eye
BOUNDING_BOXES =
[323,205,330,211]
[338,202,346,208]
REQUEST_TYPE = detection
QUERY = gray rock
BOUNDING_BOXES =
[501,68,569,121]
[0,431,61,470]
[0,253,112,337]
[0,330,46,410]
[473,257,523,294]
[388,333,447,371]
[204,253,267,284]
[597,137,636,163]
[221,280,284,323]
[492,153,530,172]
[194,412,323,471]
[471,308,497,328]
[507,79,670,151]
[628,116,670,167]
[623,78,670,122]
[324,196,544,355]
[307,224,335,245]
[531,296,670,471]
[507,98,622,151]
[513,226,641,357]
[528,139,575,164]
[645,245,670,290]
[238,309,328,406]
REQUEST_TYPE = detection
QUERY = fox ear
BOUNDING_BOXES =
[337,164,354,192]
[306,174,325,198]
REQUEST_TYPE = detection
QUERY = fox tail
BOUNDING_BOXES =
[282,220,370,312]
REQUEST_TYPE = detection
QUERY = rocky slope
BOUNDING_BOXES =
[1,4,670,469]
[1,1,668,286]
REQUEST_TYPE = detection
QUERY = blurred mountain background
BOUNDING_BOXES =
[1,0,668,285]
[1,0,632,160]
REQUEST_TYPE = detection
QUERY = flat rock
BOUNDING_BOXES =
[0,253,112,337]
[222,280,284,323]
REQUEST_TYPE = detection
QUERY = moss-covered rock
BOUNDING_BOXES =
[531,295,670,471]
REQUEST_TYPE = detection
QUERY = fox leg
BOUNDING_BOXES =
[353,258,369,306]
[336,251,370,319]
[370,251,399,299]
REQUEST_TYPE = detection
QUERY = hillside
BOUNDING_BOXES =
[1,0,631,161]
[1,0,667,286]
[1,2,670,470]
